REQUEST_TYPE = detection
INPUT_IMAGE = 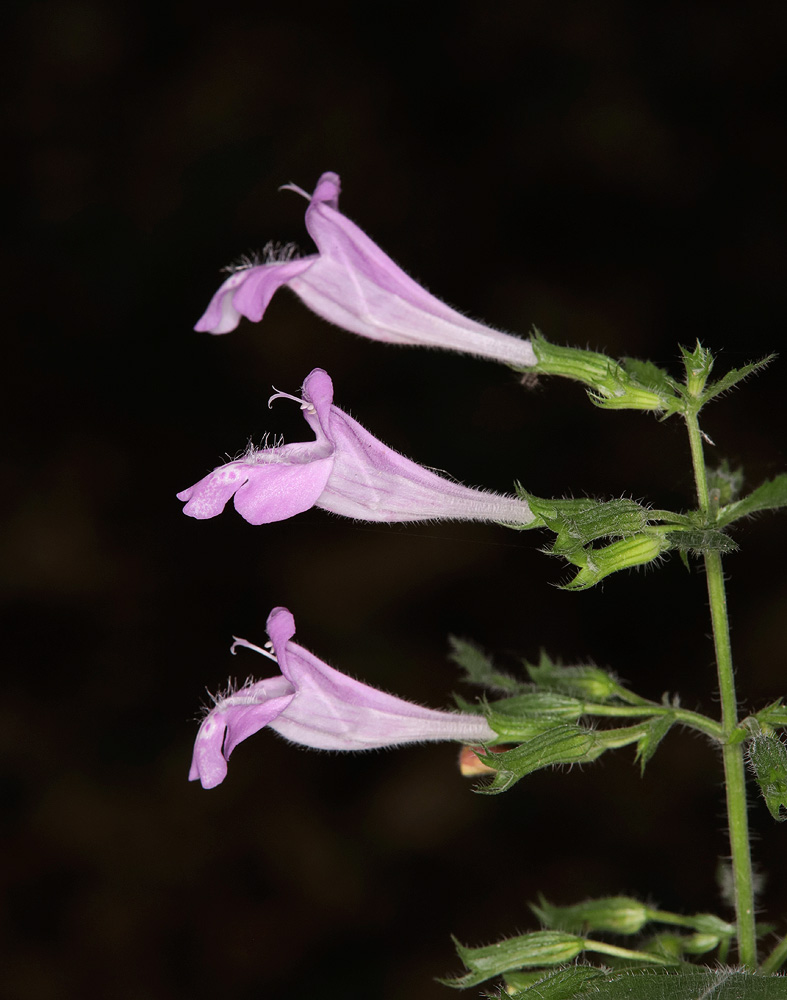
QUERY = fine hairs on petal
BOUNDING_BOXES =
[216,433,286,466]
[196,675,258,720]
[221,242,302,274]
[262,241,301,264]
[241,433,287,464]
[221,251,264,274]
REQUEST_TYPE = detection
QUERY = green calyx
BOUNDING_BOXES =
[529,895,735,941]
[748,730,787,822]
[524,654,642,704]
[514,491,684,590]
[528,331,774,421]
[529,330,682,414]
[562,532,670,591]
[511,470,787,587]
[442,927,675,989]
[476,722,654,793]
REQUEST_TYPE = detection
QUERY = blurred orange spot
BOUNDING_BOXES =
[459,744,507,776]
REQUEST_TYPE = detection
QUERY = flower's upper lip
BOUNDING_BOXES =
[265,606,297,669]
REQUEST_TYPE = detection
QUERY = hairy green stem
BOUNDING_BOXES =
[760,930,787,975]
[685,408,757,969]
[584,702,723,740]
[686,411,711,512]
[646,907,734,935]
[708,550,757,969]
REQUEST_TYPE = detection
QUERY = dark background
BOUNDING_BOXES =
[4,3,787,998]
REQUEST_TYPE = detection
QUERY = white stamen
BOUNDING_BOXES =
[268,387,315,413]
[279,182,311,200]
[230,636,279,662]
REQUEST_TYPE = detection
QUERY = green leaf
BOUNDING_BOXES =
[504,968,559,993]
[748,732,787,821]
[447,636,524,693]
[750,702,787,730]
[707,460,745,507]
[535,966,787,999]
[505,965,607,998]
[699,354,775,407]
[635,714,676,772]
[451,692,486,715]
[717,474,787,528]
[761,932,787,975]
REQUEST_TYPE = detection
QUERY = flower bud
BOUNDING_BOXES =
[748,731,787,821]
[751,701,787,729]
[565,532,669,591]
[680,341,714,397]
[683,933,722,954]
[531,895,649,935]
[445,931,585,987]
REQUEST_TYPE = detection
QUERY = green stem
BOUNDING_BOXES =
[760,930,787,975]
[709,550,757,970]
[685,408,757,969]
[686,411,711,512]
[645,907,734,935]
[584,702,723,740]
[582,939,675,966]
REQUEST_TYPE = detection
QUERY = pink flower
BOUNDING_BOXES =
[177,368,534,526]
[195,172,535,368]
[189,607,496,788]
